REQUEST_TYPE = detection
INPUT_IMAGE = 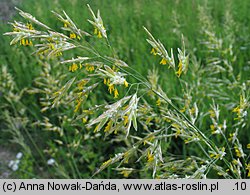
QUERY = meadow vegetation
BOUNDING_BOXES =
[0,0,250,178]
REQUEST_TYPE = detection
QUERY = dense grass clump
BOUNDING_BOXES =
[0,0,250,178]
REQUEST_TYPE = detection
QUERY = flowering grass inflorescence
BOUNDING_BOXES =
[4,3,250,179]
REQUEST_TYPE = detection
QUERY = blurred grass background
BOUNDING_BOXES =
[0,0,249,178]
